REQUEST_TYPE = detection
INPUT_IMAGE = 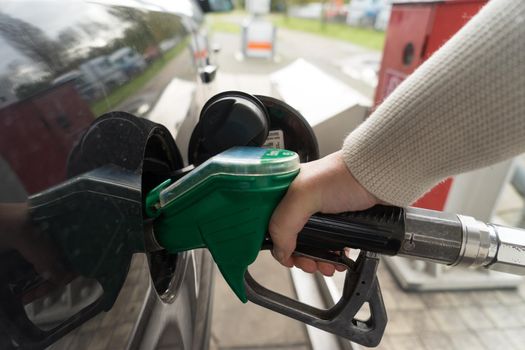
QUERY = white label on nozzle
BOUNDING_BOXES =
[264,129,284,149]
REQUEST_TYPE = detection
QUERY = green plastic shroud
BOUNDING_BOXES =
[146,147,300,302]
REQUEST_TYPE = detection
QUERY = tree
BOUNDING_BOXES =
[0,12,64,74]
[15,80,50,100]
[57,28,81,48]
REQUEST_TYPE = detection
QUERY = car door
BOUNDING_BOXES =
[0,1,215,349]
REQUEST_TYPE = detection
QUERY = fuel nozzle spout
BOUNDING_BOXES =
[397,207,465,265]
[400,208,525,275]
[306,205,525,276]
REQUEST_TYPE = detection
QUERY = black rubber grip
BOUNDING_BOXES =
[297,205,406,255]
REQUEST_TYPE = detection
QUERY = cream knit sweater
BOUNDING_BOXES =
[342,0,525,207]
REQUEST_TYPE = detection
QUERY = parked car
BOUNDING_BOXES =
[346,0,391,29]
[79,55,128,90]
[109,47,147,78]
[0,0,219,349]
[374,2,392,31]
[288,3,323,20]
[288,2,348,22]
[196,0,233,12]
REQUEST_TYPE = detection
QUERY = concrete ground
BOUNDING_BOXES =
[210,252,311,350]
[208,16,381,96]
[335,248,525,350]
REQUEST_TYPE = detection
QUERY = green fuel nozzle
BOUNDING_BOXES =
[145,146,390,346]
[145,147,300,302]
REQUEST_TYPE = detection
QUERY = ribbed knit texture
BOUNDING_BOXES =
[342,0,525,206]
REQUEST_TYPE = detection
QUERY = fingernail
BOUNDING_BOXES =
[273,249,285,263]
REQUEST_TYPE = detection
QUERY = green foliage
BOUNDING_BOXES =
[107,8,186,55]
[208,18,241,33]
[271,0,287,12]
[272,15,385,51]
[15,80,51,100]
[0,12,65,74]
[207,9,383,50]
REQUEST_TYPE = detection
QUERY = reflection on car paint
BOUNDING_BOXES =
[0,0,214,349]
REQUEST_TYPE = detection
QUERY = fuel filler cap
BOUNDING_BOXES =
[189,91,269,164]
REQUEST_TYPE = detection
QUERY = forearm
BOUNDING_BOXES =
[342,0,525,206]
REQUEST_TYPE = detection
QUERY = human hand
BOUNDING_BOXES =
[268,151,380,276]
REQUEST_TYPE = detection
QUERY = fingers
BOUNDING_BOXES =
[268,151,380,274]
[335,264,347,272]
[18,236,71,284]
[271,250,340,276]
[271,249,294,268]
[268,182,317,266]
[293,256,317,273]
[12,217,73,285]
[317,262,336,276]
[292,257,337,276]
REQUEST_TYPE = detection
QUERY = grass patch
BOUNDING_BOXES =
[209,19,241,34]
[206,11,384,51]
[206,12,241,34]
[90,43,186,116]
[272,15,385,51]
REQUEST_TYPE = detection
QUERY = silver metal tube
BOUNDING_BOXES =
[396,207,525,276]
[398,207,462,265]
[484,225,525,275]
[453,215,496,268]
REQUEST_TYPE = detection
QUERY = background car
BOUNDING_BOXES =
[346,0,391,29]
[109,47,147,78]
[0,1,221,349]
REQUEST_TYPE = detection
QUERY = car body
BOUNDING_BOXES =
[0,1,218,349]
[52,70,106,101]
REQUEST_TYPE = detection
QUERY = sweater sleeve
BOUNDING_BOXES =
[341,0,525,207]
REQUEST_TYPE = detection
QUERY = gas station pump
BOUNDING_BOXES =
[241,0,276,59]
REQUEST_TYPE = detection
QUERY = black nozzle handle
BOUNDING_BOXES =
[297,205,406,256]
